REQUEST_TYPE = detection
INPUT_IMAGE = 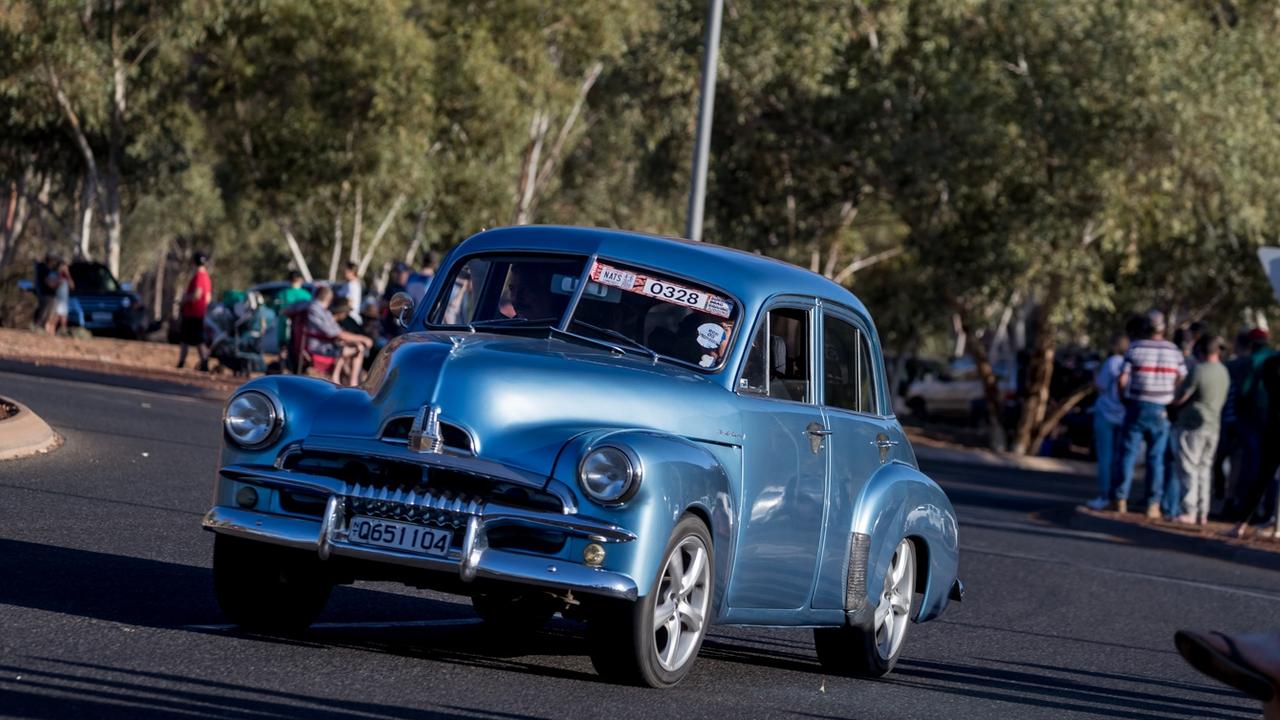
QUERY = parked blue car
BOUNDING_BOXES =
[205,225,962,687]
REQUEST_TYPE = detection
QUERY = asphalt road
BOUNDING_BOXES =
[0,368,1274,720]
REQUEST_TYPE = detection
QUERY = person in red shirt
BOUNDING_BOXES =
[177,251,212,371]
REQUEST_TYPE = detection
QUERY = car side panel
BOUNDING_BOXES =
[848,461,959,623]
[550,430,737,611]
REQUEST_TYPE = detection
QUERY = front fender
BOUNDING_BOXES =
[851,461,959,623]
[217,375,344,468]
[551,430,735,610]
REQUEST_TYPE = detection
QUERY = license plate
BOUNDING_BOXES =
[346,516,453,557]
[91,311,113,323]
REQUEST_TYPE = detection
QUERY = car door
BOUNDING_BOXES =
[726,300,830,610]
[812,307,904,609]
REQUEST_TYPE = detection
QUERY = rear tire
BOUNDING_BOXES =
[212,534,332,634]
[814,538,917,677]
[587,515,713,688]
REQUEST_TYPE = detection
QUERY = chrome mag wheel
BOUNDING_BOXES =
[652,535,711,672]
[875,538,915,660]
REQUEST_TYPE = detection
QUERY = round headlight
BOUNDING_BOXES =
[578,445,640,505]
[223,391,281,448]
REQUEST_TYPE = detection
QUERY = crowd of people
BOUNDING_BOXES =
[173,252,437,386]
[1087,309,1279,538]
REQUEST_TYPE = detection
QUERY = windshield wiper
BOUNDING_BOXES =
[467,316,559,331]
[566,319,659,362]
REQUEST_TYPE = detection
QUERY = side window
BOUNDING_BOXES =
[823,315,859,412]
[823,314,881,414]
[857,330,879,414]
[739,307,810,402]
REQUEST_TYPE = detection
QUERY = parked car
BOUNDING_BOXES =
[205,226,962,687]
[903,355,1017,424]
[67,261,149,338]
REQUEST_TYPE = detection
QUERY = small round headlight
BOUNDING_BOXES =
[223,391,281,448]
[578,445,640,505]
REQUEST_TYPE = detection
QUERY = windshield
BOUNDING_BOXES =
[429,254,740,371]
[70,263,121,293]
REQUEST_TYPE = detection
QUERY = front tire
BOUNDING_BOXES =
[814,537,917,677]
[212,534,333,634]
[587,515,713,688]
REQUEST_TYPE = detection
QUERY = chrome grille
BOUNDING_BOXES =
[345,482,483,529]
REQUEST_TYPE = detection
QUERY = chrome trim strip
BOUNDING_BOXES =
[220,464,636,543]
[300,437,544,489]
[203,506,638,601]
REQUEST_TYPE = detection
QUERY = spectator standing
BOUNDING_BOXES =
[1228,347,1280,537]
[1229,329,1273,520]
[342,262,363,325]
[33,254,55,329]
[177,251,212,371]
[382,262,412,337]
[1115,310,1187,517]
[1086,332,1130,510]
[42,258,73,335]
[1171,336,1229,525]
[405,251,437,303]
[1215,331,1252,515]
[274,270,312,354]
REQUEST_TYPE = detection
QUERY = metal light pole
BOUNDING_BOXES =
[685,0,724,242]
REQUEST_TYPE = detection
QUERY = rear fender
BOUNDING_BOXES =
[849,462,959,624]
[551,430,735,611]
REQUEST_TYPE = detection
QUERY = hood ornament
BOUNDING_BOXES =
[408,404,443,453]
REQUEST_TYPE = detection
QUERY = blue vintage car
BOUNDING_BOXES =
[204,225,962,687]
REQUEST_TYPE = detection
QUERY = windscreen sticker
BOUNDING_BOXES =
[589,261,734,318]
[696,322,727,349]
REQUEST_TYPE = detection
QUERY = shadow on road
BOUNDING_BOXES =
[0,658,554,720]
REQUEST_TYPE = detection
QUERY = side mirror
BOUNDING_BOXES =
[389,291,415,328]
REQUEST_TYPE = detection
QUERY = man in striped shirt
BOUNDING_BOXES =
[1114,310,1188,518]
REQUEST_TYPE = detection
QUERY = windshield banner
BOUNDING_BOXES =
[589,261,733,318]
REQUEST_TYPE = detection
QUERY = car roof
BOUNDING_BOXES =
[449,225,871,319]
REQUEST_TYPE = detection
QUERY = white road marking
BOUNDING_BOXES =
[183,618,484,631]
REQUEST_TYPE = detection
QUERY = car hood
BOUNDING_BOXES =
[306,331,742,480]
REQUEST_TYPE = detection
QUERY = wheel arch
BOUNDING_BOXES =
[848,462,959,624]
[551,429,736,608]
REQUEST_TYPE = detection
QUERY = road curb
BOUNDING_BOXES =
[0,357,233,402]
[913,442,1094,477]
[0,396,62,461]
[1046,506,1280,572]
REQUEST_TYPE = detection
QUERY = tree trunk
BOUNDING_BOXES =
[348,186,363,268]
[357,193,406,277]
[513,110,550,225]
[103,0,127,278]
[48,67,99,260]
[1028,382,1095,456]
[1010,292,1060,455]
[403,207,429,264]
[961,313,1007,450]
[328,181,349,282]
[275,218,312,282]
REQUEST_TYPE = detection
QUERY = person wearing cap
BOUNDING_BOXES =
[177,251,212,371]
[381,261,413,338]
[1115,309,1188,518]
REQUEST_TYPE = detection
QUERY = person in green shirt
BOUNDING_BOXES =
[1171,335,1230,524]
[274,270,313,356]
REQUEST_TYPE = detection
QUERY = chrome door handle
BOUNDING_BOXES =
[806,428,833,437]
[871,438,900,448]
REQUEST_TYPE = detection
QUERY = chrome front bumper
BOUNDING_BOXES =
[204,464,640,601]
